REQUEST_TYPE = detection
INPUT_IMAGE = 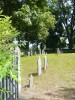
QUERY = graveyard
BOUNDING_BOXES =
[19,53,75,100]
[1,0,75,100]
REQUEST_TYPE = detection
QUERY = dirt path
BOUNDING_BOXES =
[18,76,75,100]
[20,54,75,100]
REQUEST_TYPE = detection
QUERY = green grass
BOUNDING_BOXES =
[21,53,75,89]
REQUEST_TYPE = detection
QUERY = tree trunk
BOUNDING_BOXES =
[69,37,73,50]
[68,11,74,50]
[68,31,73,50]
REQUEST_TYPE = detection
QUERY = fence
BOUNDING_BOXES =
[0,77,18,100]
[0,46,21,100]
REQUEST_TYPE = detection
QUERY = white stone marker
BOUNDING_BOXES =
[29,74,33,88]
[37,57,42,76]
[34,51,36,55]
[44,56,47,70]
[28,51,30,56]
[57,48,61,54]
[44,56,48,70]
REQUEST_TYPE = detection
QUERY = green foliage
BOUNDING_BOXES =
[0,0,22,16]
[0,13,19,82]
[0,16,18,43]
[12,1,55,42]
[46,33,60,50]
[0,87,10,94]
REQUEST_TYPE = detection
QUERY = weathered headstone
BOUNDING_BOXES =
[57,48,61,54]
[34,51,36,55]
[29,74,33,88]
[46,56,48,68]
[45,52,47,54]
[37,57,42,76]
[42,50,45,54]
[44,56,47,70]
[44,56,48,70]
[38,44,41,54]
[28,51,30,56]
[30,50,32,56]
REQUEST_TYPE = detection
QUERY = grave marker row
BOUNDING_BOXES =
[37,56,48,76]
[29,56,48,88]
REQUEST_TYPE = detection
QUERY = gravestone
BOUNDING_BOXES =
[44,56,47,70]
[38,44,41,54]
[30,50,32,56]
[42,50,45,54]
[44,56,48,70]
[28,51,30,56]
[34,51,36,55]
[29,74,33,88]
[57,48,61,54]
[37,57,42,76]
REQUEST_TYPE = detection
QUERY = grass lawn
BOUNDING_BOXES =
[20,53,75,100]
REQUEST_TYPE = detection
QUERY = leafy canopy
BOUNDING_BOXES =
[12,0,55,42]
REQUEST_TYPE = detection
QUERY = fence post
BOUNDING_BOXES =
[17,47,21,94]
[14,46,21,99]
[0,46,21,100]
[0,80,2,100]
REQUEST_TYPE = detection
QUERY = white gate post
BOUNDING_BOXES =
[17,47,21,94]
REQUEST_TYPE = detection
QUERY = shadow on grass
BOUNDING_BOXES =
[31,73,38,77]
[45,87,75,100]
[28,67,45,77]
[28,73,38,77]
[24,84,29,88]
[18,97,45,100]
[59,87,75,100]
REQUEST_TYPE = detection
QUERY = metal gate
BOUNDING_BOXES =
[0,46,21,100]
[0,76,18,100]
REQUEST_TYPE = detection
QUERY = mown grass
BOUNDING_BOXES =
[21,53,75,89]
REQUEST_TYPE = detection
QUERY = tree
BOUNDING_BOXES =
[0,12,19,82]
[47,0,75,50]
[12,0,55,42]
[0,0,22,16]
[46,29,60,50]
